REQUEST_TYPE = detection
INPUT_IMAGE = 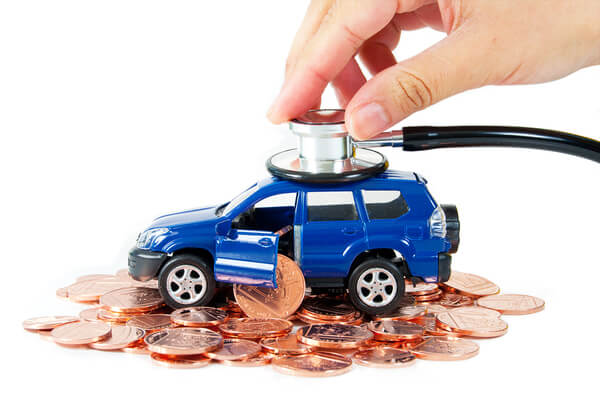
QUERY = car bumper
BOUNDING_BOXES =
[437,252,452,283]
[128,247,167,282]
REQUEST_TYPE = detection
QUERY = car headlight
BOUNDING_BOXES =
[136,228,169,250]
[429,206,447,238]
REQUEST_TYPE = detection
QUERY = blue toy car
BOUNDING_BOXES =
[128,170,459,314]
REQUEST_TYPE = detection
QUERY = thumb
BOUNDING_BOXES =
[346,32,492,139]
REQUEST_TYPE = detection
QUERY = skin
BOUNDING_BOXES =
[267,0,600,139]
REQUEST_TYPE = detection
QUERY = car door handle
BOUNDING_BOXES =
[342,227,358,235]
[258,238,273,247]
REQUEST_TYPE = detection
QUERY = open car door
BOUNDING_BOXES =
[215,229,279,288]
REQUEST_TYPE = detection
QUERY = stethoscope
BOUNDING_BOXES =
[266,109,600,183]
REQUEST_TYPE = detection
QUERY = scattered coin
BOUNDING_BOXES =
[449,306,501,319]
[477,294,545,315]
[51,321,112,345]
[405,282,439,296]
[126,314,173,331]
[217,351,273,367]
[170,307,229,327]
[56,287,69,300]
[410,336,480,361]
[413,289,443,302]
[438,293,474,307]
[234,254,305,319]
[296,323,373,349]
[23,316,79,331]
[368,320,424,341]
[79,308,101,322]
[67,278,132,302]
[219,318,293,339]
[100,287,163,313]
[272,352,353,377]
[204,338,262,361]
[413,314,461,337]
[299,298,356,321]
[121,342,151,355]
[145,327,223,355]
[89,325,144,350]
[352,347,417,368]
[260,334,314,355]
[436,311,508,338]
[150,353,211,369]
[372,304,426,321]
[442,271,500,297]
[423,303,450,314]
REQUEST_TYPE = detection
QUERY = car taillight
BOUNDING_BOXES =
[429,206,447,238]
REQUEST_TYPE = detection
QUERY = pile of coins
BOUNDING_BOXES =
[25,267,545,377]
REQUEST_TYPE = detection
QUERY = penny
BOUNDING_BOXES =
[219,318,293,339]
[442,271,500,297]
[170,307,229,327]
[144,327,223,355]
[204,338,262,361]
[477,294,545,315]
[89,325,145,350]
[272,352,353,377]
[151,353,211,369]
[413,314,461,337]
[405,282,439,296]
[51,321,112,345]
[439,293,474,307]
[300,298,356,321]
[424,303,450,314]
[436,310,508,338]
[97,308,136,324]
[217,351,273,367]
[99,287,163,313]
[260,334,314,355]
[67,278,132,302]
[352,347,417,368]
[126,314,173,331]
[79,308,101,322]
[121,342,150,355]
[413,289,443,302]
[23,316,79,331]
[234,254,305,319]
[296,324,373,349]
[410,336,480,361]
[450,306,502,319]
[372,305,426,321]
[297,310,363,326]
[56,287,69,300]
[367,320,424,341]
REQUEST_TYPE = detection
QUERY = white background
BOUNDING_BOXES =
[2,1,599,398]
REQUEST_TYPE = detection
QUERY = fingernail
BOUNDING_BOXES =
[348,102,390,139]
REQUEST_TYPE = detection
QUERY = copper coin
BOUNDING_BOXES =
[352,347,417,368]
[126,314,173,331]
[436,310,508,338]
[204,338,262,361]
[272,352,353,377]
[79,308,101,322]
[67,278,132,302]
[476,294,545,315]
[372,305,426,321]
[424,303,450,314]
[450,306,502,319]
[217,351,273,367]
[405,282,439,296]
[410,336,479,360]
[23,316,79,331]
[99,287,163,313]
[413,314,461,337]
[367,320,424,341]
[151,353,211,369]
[51,321,112,345]
[219,318,293,339]
[97,308,135,324]
[234,254,306,319]
[56,287,69,300]
[170,307,229,327]
[439,293,474,307]
[260,334,314,355]
[121,342,150,355]
[297,310,363,326]
[89,325,145,350]
[442,271,500,297]
[300,298,356,321]
[144,327,223,355]
[413,289,443,302]
[296,324,373,349]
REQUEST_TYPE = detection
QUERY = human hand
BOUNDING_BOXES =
[267,0,600,139]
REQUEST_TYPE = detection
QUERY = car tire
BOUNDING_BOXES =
[158,255,216,309]
[348,258,405,315]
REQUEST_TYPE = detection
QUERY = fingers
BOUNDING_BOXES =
[346,29,492,139]
[332,58,366,107]
[358,18,401,76]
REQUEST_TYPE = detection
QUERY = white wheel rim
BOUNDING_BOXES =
[166,264,207,305]
[356,267,398,307]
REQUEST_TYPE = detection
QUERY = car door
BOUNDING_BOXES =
[300,190,366,279]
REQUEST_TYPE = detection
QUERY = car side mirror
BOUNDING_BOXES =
[215,219,231,236]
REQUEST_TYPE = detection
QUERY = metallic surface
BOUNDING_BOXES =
[260,334,314,355]
[300,298,357,321]
[217,351,273,367]
[372,305,426,321]
[476,294,545,315]
[150,353,211,368]
[204,338,262,361]
[442,271,500,297]
[99,287,163,313]
[438,293,474,307]
[51,321,112,345]
[410,336,480,360]
[67,278,133,302]
[272,352,353,377]
[449,306,502,319]
[89,325,145,350]
[126,314,173,331]
[436,310,508,338]
[367,320,425,341]
[234,254,305,319]
[296,324,373,349]
[170,307,229,327]
[356,267,398,307]
[144,327,223,355]
[219,318,293,339]
[352,347,417,368]
[405,282,439,296]
[23,316,79,331]
[166,264,208,305]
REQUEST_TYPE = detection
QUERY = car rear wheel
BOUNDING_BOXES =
[348,258,405,315]
[158,255,216,308]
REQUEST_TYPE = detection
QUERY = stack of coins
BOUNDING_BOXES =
[25,269,546,376]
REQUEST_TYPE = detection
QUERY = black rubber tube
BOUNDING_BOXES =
[402,126,600,163]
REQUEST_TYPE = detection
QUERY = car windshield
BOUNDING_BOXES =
[218,183,258,216]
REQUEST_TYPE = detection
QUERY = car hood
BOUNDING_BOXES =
[149,206,221,228]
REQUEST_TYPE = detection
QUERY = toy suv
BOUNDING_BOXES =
[128,170,459,315]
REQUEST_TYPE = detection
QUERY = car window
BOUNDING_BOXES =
[306,191,358,222]
[254,193,297,208]
[222,184,259,216]
[361,190,409,220]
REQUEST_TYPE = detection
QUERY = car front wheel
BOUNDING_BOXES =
[348,258,405,315]
[158,255,216,308]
